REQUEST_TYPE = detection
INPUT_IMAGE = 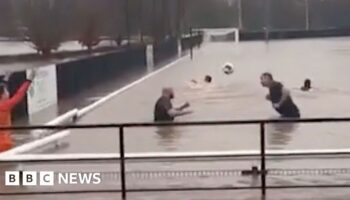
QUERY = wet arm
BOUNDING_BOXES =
[168,109,192,117]
[175,105,186,111]
[175,102,190,111]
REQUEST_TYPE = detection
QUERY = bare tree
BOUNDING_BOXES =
[76,0,106,50]
[78,15,101,51]
[0,0,16,37]
[16,0,64,56]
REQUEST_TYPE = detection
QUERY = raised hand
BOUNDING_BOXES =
[3,71,12,82]
[27,70,37,81]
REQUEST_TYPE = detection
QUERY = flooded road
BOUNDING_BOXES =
[3,37,350,199]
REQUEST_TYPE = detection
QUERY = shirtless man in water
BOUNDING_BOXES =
[189,75,212,89]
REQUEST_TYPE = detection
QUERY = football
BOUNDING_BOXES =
[223,63,234,75]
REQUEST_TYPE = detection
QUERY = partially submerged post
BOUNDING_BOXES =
[190,26,193,60]
[146,45,154,73]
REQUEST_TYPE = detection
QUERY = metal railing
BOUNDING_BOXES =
[1,117,350,199]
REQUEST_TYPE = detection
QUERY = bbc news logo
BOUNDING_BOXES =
[5,171,102,186]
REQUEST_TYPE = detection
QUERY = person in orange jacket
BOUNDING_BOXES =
[0,70,36,152]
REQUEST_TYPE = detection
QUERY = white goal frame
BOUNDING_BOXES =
[199,28,239,43]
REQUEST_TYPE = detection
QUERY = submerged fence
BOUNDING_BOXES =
[1,117,350,199]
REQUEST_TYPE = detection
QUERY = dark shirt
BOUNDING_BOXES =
[154,96,174,122]
[269,81,300,117]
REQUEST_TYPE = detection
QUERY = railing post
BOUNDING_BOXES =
[260,122,266,196]
[238,0,243,30]
[305,0,310,31]
[190,26,193,60]
[125,0,130,45]
[264,0,270,43]
[119,126,126,200]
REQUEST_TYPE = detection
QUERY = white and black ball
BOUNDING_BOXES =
[222,63,234,75]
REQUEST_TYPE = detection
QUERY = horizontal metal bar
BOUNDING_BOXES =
[121,117,350,127]
[0,130,70,157]
[2,184,350,196]
[266,184,350,189]
[0,189,123,196]
[120,186,260,192]
[1,117,350,131]
[30,109,78,137]
[123,184,350,192]
[0,186,262,196]
[2,149,350,163]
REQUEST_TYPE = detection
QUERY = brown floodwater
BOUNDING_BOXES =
[3,37,350,199]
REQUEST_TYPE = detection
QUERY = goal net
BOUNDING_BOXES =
[202,28,239,43]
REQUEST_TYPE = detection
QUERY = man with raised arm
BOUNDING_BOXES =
[0,70,36,152]
[154,87,192,122]
[260,72,300,118]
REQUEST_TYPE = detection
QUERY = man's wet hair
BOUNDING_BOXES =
[302,79,312,90]
[304,79,311,86]
[262,72,273,80]
[204,75,212,83]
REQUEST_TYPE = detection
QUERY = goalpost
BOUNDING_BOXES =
[202,28,240,44]
[233,28,239,44]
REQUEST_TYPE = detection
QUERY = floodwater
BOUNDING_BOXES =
[3,37,350,199]
[63,37,350,153]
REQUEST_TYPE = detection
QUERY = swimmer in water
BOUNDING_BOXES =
[261,72,300,118]
[301,79,312,91]
[204,75,212,83]
[189,75,212,88]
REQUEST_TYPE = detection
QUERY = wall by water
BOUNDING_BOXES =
[7,34,204,124]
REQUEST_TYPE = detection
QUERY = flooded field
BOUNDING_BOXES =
[63,37,350,153]
[3,37,350,199]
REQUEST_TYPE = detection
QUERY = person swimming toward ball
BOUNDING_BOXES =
[187,62,234,89]
[188,75,213,89]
